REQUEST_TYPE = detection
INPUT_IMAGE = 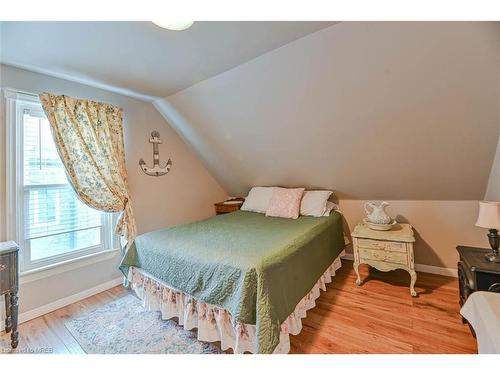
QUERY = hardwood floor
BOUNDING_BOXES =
[289,261,476,354]
[0,260,477,354]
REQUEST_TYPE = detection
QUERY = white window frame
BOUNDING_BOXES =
[4,88,118,273]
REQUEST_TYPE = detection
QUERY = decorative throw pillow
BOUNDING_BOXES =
[240,186,275,213]
[300,190,333,217]
[266,187,305,219]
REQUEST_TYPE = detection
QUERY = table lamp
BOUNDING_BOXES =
[475,201,500,262]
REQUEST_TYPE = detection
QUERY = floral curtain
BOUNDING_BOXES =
[39,92,137,248]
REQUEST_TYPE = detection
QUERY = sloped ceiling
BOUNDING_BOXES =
[0,21,334,100]
[155,22,500,200]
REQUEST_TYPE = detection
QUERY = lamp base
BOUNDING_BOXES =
[484,229,499,262]
[485,251,500,263]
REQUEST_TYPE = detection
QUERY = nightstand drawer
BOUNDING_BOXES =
[359,247,408,265]
[0,254,12,294]
[357,238,406,253]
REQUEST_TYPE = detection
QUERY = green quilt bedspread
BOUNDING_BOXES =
[119,210,345,353]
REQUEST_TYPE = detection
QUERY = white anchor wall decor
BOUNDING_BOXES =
[139,131,172,176]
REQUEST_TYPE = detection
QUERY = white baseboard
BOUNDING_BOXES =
[340,253,458,277]
[0,277,123,332]
[414,264,458,277]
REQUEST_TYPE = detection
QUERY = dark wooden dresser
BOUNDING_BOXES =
[457,246,500,311]
[1,241,19,349]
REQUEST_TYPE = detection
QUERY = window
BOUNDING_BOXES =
[5,90,116,272]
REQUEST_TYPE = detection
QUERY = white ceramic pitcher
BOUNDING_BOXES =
[364,201,392,224]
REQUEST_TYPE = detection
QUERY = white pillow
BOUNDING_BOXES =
[323,201,338,216]
[240,187,274,213]
[300,190,333,217]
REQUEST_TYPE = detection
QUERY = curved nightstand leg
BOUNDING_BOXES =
[354,262,362,286]
[409,271,417,297]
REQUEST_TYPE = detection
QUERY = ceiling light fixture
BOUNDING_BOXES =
[152,21,194,31]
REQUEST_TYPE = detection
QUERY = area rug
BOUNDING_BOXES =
[65,293,222,354]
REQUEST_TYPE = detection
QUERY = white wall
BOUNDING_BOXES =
[0,64,227,317]
[158,22,500,200]
[485,135,500,202]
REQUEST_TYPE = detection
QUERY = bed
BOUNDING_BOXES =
[119,209,346,354]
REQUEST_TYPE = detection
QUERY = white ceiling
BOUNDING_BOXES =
[0,21,334,101]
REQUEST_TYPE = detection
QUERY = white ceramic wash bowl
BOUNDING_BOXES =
[363,218,397,231]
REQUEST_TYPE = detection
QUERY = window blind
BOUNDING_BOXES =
[22,111,104,260]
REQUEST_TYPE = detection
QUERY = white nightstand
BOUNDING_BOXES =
[351,223,417,297]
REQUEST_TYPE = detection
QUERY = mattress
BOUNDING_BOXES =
[119,210,345,353]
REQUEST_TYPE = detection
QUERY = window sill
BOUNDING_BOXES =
[20,248,121,285]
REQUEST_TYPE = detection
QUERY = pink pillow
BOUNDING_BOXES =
[266,187,305,219]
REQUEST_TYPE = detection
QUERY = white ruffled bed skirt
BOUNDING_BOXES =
[128,250,345,354]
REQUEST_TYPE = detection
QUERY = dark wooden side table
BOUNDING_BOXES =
[457,246,500,322]
[214,198,245,215]
[1,241,19,349]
